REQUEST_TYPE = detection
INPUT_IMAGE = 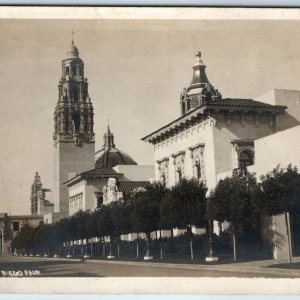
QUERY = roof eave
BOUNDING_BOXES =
[142,103,287,144]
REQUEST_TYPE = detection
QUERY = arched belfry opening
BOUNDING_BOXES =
[72,113,80,133]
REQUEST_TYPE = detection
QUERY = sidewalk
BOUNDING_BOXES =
[13,255,300,277]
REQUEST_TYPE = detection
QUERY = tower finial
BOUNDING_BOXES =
[195,51,203,64]
[107,117,111,132]
[71,29,75,44]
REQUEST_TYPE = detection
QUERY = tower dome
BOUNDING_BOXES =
[95,123,137,168]
[180,51,222,116]
[66,40,79,59]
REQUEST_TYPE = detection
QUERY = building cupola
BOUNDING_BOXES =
[180,51,222,116]
[95,123,137,169]
[66,40,79,59]
[103,121,116,150]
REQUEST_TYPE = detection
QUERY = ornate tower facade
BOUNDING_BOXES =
[30,172,42,215]
[53,40,95,215]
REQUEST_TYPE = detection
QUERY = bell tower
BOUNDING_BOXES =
[53,38,95,215]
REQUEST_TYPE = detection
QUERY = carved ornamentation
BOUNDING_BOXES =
[231,140,254,169]
[188,144,205,181]
[157,158,169,186]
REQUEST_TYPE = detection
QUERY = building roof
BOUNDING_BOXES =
[117,181,150,195]
[8,215,43,220]
[0,213,7,219]
[95,124,137,168]
[64,167,123,187]
[209,98,287,109]
[142,98,287,144]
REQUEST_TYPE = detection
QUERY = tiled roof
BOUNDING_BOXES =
[81,167,122,177]
[142,97,287,143]
[117,181,150,195]
[208,98,287,109]
[64,167,123,186]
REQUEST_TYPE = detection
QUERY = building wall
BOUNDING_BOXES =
[113,165,154,181]
[53,141,95,215]
[249,125,300,260]
[68,177,109,216]
[9,216,43,239]
[253,125,300,176]
[37,200,54,216]
[153,119,216,190]
[43,212,65,224]
[213,115,276,177]
[256,89,300,132]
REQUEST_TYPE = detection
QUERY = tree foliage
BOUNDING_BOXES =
[258,164,300,216]
[208,171,261,238]
[160,178,207,230]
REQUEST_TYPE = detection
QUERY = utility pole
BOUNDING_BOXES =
[0,226,4,257]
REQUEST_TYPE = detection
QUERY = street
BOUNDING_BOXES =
[0,256,298,278]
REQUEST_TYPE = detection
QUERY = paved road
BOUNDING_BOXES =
[0,256,296,278]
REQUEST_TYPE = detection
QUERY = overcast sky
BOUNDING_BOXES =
[1,19,300,214]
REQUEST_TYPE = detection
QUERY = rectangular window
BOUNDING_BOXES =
[13,222,20,232]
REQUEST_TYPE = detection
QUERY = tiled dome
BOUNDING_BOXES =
[95,124,137,168]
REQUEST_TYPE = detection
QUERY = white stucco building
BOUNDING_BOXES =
[142,51,300,260]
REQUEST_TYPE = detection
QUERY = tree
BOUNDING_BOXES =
[160,178,208,260]
[33,222,57,255]
[208,171,260,261]
[72,210,92,255]
[110,199,133,258]
[258,164,300,262]
[96,204,115,257]
[12,224,35,254]
[131,182,167,258]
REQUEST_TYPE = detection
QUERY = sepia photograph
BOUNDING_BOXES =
[1,6,300,294]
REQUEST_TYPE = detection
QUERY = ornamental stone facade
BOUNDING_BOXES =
[30,172,54,216]
[53,40,96,216]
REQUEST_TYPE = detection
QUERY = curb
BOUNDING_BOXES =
[9,256,300,277]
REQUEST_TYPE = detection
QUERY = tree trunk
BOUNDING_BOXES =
[190,238,194,261]
[91,239,93,257]
[233,231,237,261]
[109,236,113,257]
[160,230,163,260]
[136,233,139,259]
[189,226,194,261]
[285,211,292,263]
[146,232,151,257]
[117,238,120,258]
[102,237,105,259]
[81,239,84,256]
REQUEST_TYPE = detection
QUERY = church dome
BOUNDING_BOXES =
[95,124,137,168]
[66,41,79,59]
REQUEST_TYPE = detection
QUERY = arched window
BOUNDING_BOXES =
[239,150,254,170]
[181,102,186,115]
[72,65,77,76]
[176,169,182,184]
[194,162,201,180]
[72,113,80,133]
[205,92,212,102]
[186,99,191,111]
[160,174,166,186]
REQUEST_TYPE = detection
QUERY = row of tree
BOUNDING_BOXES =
[12,164,300,261]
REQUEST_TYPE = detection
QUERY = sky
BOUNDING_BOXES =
[1,19,300,214]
